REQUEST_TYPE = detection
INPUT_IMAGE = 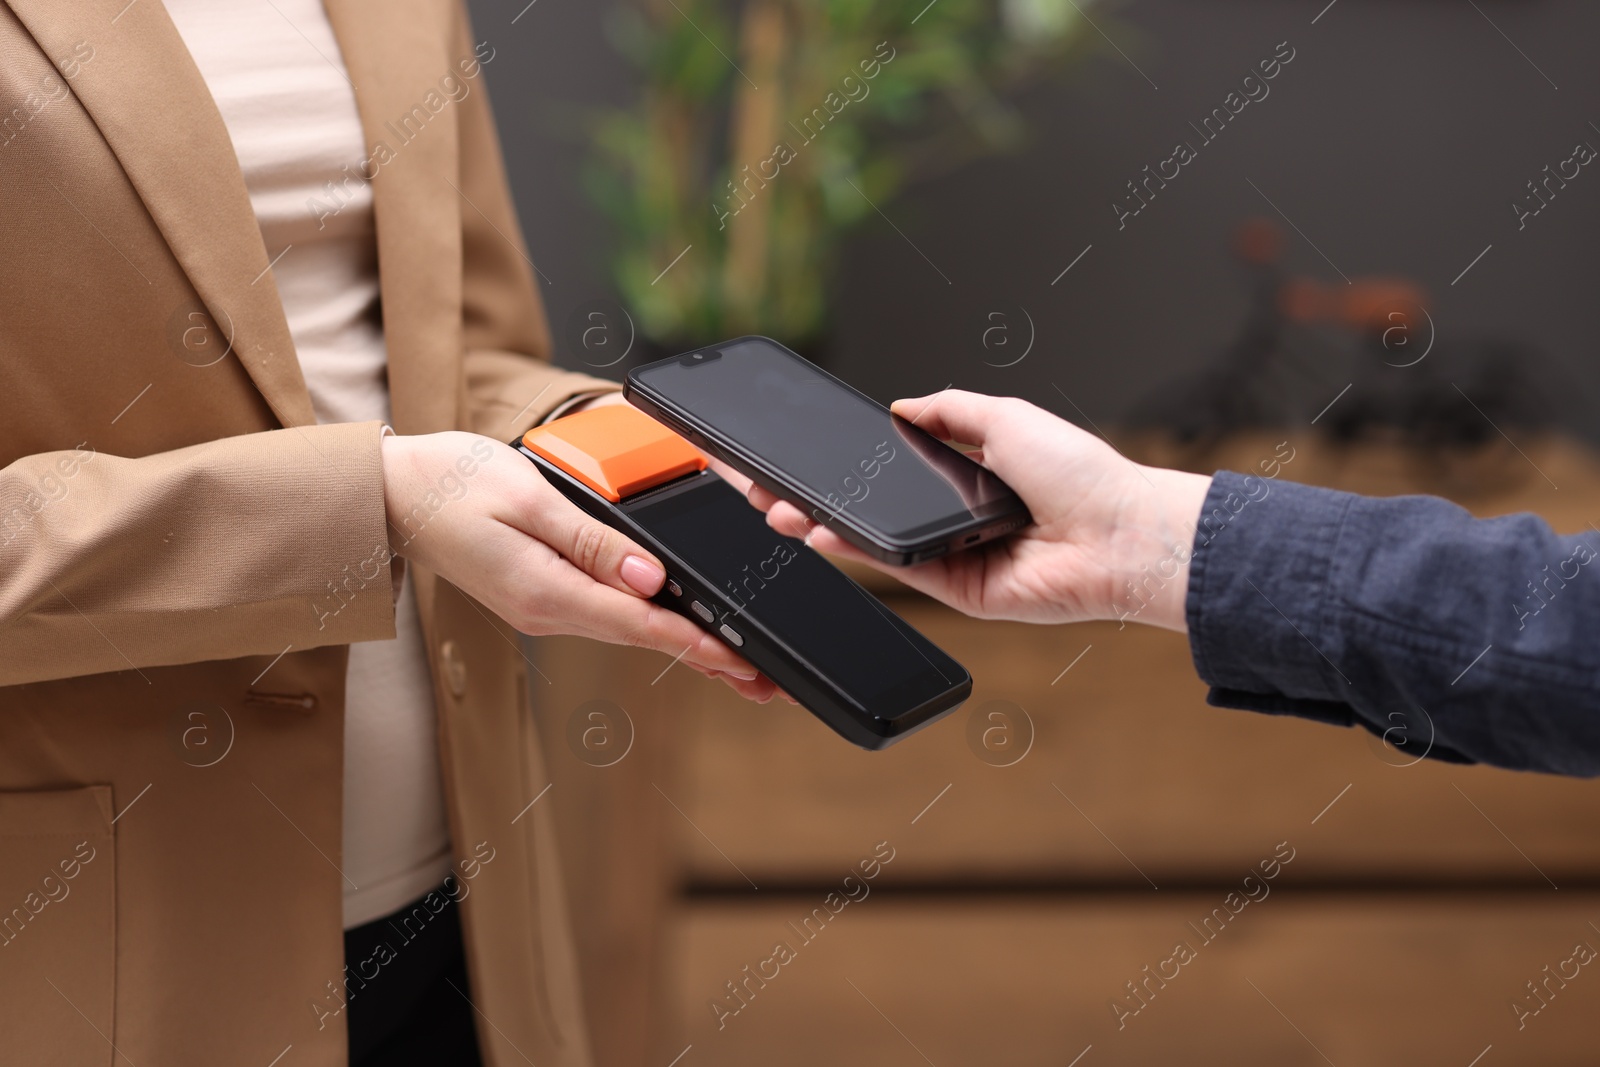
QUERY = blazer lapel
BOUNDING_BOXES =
[6,0,317,429]
[323,0,463,437]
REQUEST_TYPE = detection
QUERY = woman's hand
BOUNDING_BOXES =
[381,430,785,702]
[749,391,1213,632]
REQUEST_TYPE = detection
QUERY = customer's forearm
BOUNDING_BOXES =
[1186,472,1600,776]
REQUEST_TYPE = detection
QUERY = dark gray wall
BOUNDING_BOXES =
[470,0,1600,435]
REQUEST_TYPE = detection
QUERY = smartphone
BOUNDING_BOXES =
[625,336,1031,565]
[512,407,970,749]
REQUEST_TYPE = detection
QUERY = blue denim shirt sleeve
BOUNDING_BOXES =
[1184,470,1600,776]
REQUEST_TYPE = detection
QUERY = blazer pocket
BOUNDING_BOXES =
[0,786,116,1067]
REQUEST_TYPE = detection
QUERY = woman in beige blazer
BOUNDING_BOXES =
[0,2,772,1064]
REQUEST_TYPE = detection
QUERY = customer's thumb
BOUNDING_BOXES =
[890,389,1005,448]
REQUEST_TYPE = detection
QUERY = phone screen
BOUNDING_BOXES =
[632,338,1020,542]
[627,479,963,713]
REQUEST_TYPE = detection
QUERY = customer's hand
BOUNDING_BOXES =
[381,431,785,702]
[749,391,1212,632]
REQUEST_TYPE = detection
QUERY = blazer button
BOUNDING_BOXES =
[440,640,468,697]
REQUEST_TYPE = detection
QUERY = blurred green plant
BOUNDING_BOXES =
[586,0,1099,347]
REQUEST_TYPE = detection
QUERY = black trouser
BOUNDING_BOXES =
[343,883,483,1066]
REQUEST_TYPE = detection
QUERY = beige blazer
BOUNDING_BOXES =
[0,2,619,1064]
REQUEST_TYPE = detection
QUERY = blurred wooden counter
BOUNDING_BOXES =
[531,433,1600,1067]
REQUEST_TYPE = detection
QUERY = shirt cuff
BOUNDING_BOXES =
[378,423,407,605]
[1184,471,1358,715]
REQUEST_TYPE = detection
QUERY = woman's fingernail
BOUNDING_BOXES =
[726,668,758,681]
[620,555,665,595]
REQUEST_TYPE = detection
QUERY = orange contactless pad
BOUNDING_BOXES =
[521,403,706,502]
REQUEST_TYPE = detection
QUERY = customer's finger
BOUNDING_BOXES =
[746,483,783,512]
[763,500,815,540]
[889,390,1007,448]
[803,524,866,561]
[705,456,753,493]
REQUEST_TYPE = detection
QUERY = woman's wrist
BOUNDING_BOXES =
[547,389,627,420]
[380,431,419,562]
